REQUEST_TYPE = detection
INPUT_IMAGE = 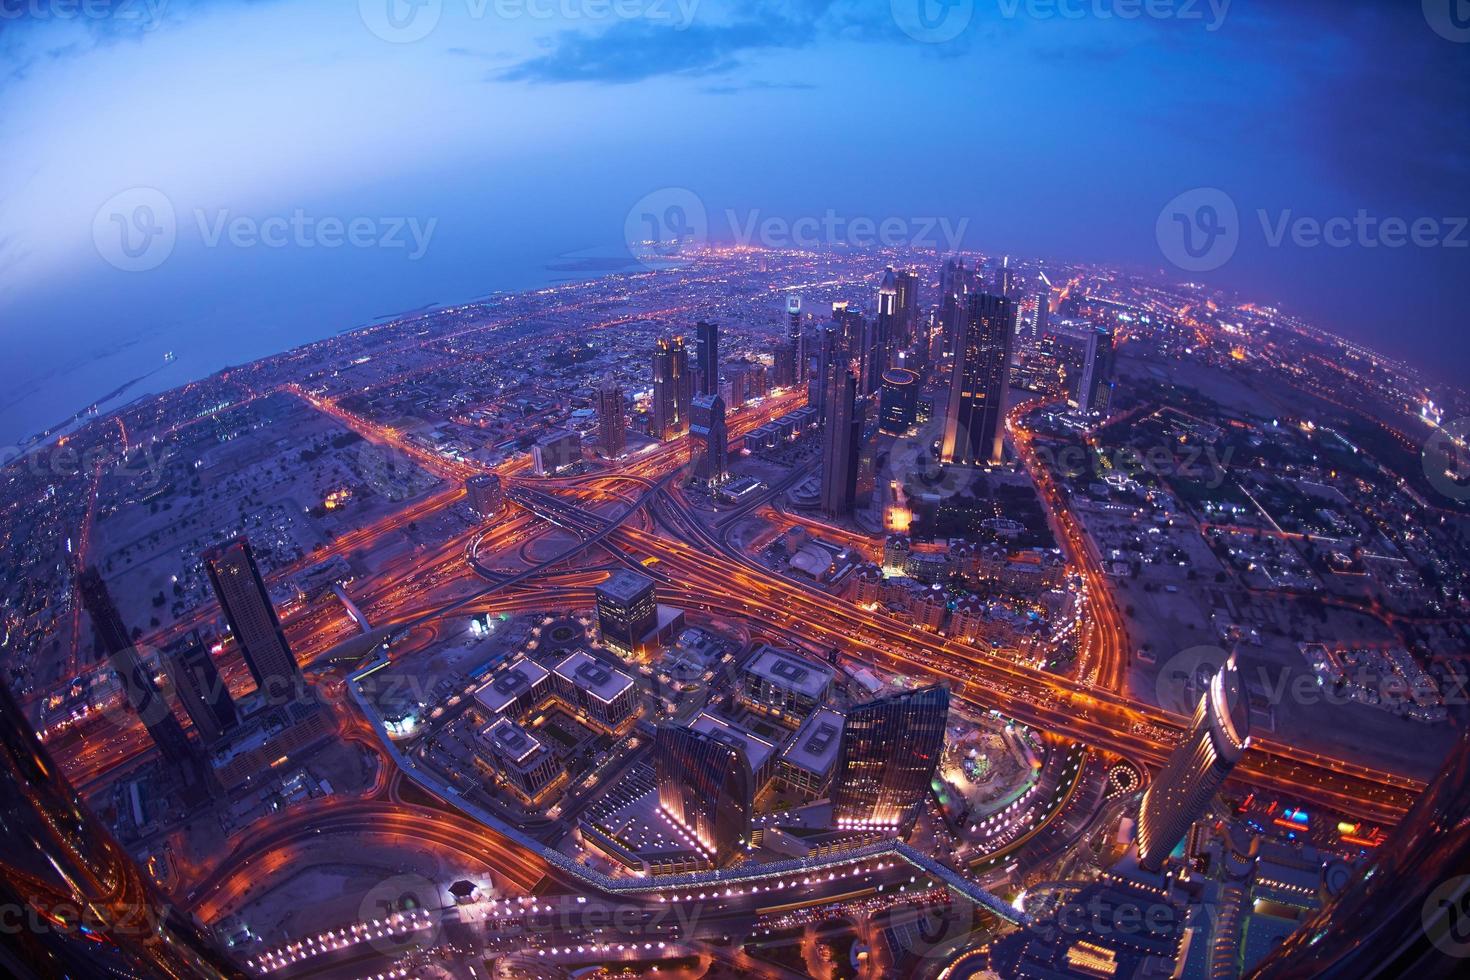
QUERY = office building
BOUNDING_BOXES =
[772,340,796,389]
[1137,655,1250,872]
[738,645,834,722]
[894,268,919,349]
[475,717,564,805]
[532,428,582,476]
[941,292,1014,466]
[594,569,658,655]
[694,320,719,397]
[775,707,846,800]
[163,630,237,743]
[204,537,300,702]
[466,472,504,519]
[820,357,862,518]
[875,267,899,381]
[651,335,693,440]
[1076,323,1116,416]
[809,325,838,422]
[689,393,728,486]
[655,723,753,867]
[690,710,778,788]
[879,367,920,435]
[78,567,205,776]
[0,681,245,978]
[939,257,969,356]
[832,684,950,832]
[473,657,552,720]
[551,649,638,732]
[596,376,626,458]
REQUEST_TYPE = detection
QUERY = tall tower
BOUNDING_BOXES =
[651,335,692,440]
[163,630,238,744]
[0,682,245,978]
[809,325,839,423]
[820,358,862,518]
[894,268,919,349]
[786,295,805,388]
[772,340,796,390]
[939,257,968,357]
[655,723,753,867]
[1137,655,1251,872]
[832,684,949,833]
[941,292,1014,466]
[875,267,899,385]
[77,567,203,775]
[689,393,728,486]
[1075,324,1116,416]
[695,320,719,397]
[596,375,626,458]
[203,537,299,703]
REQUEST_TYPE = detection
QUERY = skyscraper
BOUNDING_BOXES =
[786,295,805,387]
[77,567,204,776]
[939,257,968,357]
[466,472,505,519]
[996,254,1013,298]
[651,335,692,440]
[694,320,719,397]
[655,723,753,867]
[203,537,299,703]
[941,292,1014,466]
[596,375,626,458]
[163,630,238,743]
[772,340,796,389]
[894,268,919,349]
[809,324,839,422]
[875,267,899,381]
[0,681,245,978]
[820,358,862,518]
[689,393,728,486]
[879,368,920,435]
[1137,654,1251,872]
[1076,324,1116,416]
[832,684,949,833]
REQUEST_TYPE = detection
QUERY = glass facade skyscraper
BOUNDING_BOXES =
[832,684,950,832]
[655,723,753,866]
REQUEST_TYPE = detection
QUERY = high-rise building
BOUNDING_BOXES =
[772,341,796,389]
[1034,272,1053,338]
[832,684,949,833]
[203,537,299,703]
[596,376,626,458]
[655,723,753,867]
[594,569,658,655]
[163,630,237,744]
[0,681,245,978]
[1137,654,1251,872]
[78,567,205,775]
[1075,324,1116,416]
[689,393,728,486]
[939,257,969,357]
[996,254,1014,298]
[894,268,919,348]
[466,472,504,519]
[941,292,1014,466]
[820,358,862,518]
[651,335,692,440]
[786,295,805,388]
[879,368,920,435]
[875,267,899,381]
[809,325,839,422]
[694,320,719,397]
[532,428,582,476]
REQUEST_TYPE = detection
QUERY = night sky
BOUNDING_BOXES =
[0,0,1466,441]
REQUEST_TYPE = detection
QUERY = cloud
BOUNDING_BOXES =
[699,79,818,95]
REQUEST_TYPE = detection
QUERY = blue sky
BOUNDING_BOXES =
[0,0,1466,441]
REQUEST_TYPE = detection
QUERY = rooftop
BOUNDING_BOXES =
[743,645,834,699]
[779,707,846,778]
[554,649,635,704]
[473,658,551,716]
[595,569,656,606]
[691,711,778,776]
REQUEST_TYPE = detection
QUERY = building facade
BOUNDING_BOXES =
[204,537,300,702]
[832,684,950,833]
